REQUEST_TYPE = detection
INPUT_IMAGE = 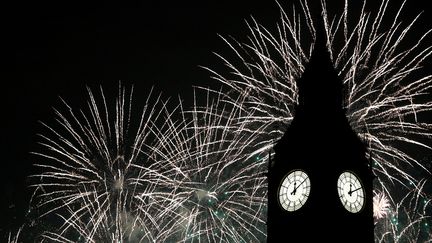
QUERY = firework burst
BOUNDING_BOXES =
[208,0,432,185]
[27,85,269,242]
[29,84,176,242]
[142,89,268,242]
[206,0,432,241]
[374,191,391,221]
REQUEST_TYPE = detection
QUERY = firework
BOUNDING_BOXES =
[29,84,176,242]
[142,88,268,242]
[27,85,268,242]
[374,180,431,242]
[209,0,432,186]
[206,0,432,241]
[374,191,391,221]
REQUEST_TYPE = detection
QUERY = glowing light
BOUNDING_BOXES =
[373,191,390,220]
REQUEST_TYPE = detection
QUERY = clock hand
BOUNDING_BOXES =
[291,181,297,195]
[350,187,362,194]
[292,178,307,195]
[348,184,353,196]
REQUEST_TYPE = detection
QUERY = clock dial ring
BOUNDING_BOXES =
[278,169,310,212]
[337,171,365,213]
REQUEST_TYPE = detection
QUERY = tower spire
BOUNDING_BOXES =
[267,13,373,243]
[296,20,343,114]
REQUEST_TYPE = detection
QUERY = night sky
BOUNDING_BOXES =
[3,0,432,238]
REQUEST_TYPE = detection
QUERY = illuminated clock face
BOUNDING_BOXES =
[278,170,311,212]
[337,171,365,213]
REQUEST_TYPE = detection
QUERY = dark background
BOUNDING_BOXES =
[3,0,432,237]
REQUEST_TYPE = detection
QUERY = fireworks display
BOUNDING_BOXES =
[5,0,432,242]
[207,0,432,241]
[19,85,268,242]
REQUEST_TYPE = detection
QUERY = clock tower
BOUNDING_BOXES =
[266,28,374,241]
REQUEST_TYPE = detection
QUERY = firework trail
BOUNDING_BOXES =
[7,227,22,243]
[29,84,177,242]
[205,0,432,241]
[142,89,268,242]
